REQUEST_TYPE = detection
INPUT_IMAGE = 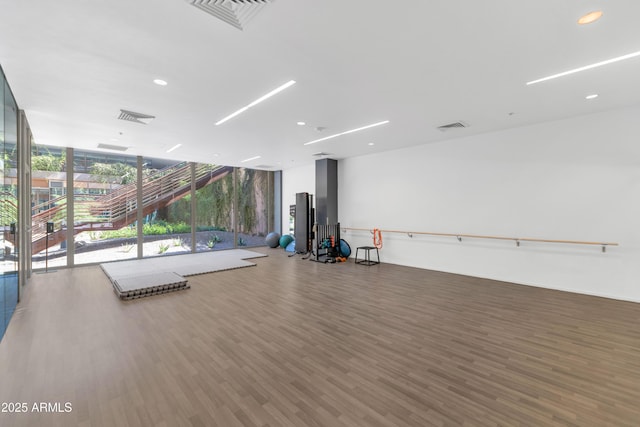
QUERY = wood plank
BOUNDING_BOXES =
[0,251,639,426]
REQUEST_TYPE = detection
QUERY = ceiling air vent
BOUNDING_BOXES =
[254,164,274,169]
[312,152,332,157]
[189,0,275,31]
[97,143,129,152]
[118,109,155,125]
[437,121,468,132]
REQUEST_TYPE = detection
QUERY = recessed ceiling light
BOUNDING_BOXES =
[526,50,640,85]
[368,142,375,146]
[303,120,390,145]
[585,94,599,100]
[216,80,296,125]
[97,143,129,152]
[240,155,261,163]
[153,79,168,86]
[166,143,182,153]
[297,121,306,126]
[578,11,603,25]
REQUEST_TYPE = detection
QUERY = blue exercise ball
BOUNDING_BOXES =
[339,239,352,257]
[285,240,296,252]
[265,232,281,248]
[279,234,294,249]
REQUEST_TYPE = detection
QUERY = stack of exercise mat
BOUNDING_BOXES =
[100,249,267,300]
[108,271,189,300]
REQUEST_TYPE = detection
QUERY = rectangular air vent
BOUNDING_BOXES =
[437,121,468,132]
[97,143,129,152]
[312,152,332,157]
[253,164,274,169]
[118,109,155,125]
[189,0,274,31]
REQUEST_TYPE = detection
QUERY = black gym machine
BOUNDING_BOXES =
[293,192,344,263]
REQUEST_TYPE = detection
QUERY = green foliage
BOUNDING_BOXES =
[100,227,136,239]
[207,233,222,249]
[236,168,269,234]
[172,238,183,247]
[98,221,191,239]
[32,150,65,171]
[196,173,234,230]
[157,242,169,254]
[0,193,18,224]
[196,225,226,232]
[237,168,256,233]
[121,243,135,253]
[171,222,191,234]
[89,162,137,184]
[163,167,269,236]
[167,171,233,229]
[144,223,167,235]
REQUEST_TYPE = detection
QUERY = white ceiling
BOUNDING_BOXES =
[1,0,639,170]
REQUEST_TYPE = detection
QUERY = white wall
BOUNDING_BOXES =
[281,163,315,236]
[337,106,640,302]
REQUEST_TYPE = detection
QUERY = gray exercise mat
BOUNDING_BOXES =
[101,249,266,300]
[113,272,189,300]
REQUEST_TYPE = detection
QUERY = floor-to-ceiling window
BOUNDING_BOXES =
[1,67,19,341]
[194,163,234,252]
[28,147,276,269]
[71,149,141,265]
[30,145,67,270]
[141,157,193,257]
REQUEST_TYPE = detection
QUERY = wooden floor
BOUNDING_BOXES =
[1,249,639,426]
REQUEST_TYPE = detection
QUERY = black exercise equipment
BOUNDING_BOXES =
[312,223,342,263]
[294,192,314,255]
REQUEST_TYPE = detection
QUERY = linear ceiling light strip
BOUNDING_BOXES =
[526,50,640,85]
[215,80,296,125]
[303,120,390,145]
